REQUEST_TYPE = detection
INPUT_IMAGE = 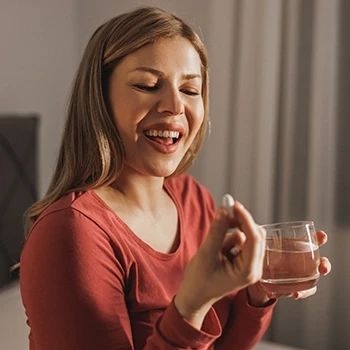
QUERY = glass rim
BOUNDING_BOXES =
[260,220,315,230]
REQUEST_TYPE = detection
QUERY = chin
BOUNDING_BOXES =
[124,157,183,178]
[143,163,180,178]
[150,168,178,178]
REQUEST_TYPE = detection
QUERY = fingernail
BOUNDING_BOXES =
[229,246,241,257]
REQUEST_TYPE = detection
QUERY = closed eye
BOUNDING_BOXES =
[181,89,200,96]
[133,84,159,92]
[133,84,200,96]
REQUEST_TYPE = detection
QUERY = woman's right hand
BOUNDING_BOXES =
[174,201,266,329]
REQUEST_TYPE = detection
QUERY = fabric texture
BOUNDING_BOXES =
[20,174,275,349]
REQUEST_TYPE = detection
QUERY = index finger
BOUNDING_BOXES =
[233,201,262,239]
[233,201,266,264]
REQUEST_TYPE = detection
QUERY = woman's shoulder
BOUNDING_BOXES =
[22,191,112,257]
[37,191,88,217]
[28,191,103,237]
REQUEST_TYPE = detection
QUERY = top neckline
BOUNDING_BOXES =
[88,180,184,260]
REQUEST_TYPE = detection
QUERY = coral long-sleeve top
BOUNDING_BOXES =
[20,174,275,349]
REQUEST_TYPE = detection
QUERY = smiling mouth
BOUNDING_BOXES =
[144,130,182,145]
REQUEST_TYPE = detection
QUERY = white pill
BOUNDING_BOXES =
[222,194,235,217]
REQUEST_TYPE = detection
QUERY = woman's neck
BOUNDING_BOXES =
[108,170,167,214]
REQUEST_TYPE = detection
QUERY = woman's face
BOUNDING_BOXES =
[108,36,204,178]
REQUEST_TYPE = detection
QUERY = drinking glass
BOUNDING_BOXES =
[259,221,320,297]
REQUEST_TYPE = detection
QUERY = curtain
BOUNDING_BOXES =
[190,0,349,349]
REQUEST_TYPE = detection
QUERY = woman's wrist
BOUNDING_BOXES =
[174,293,213,330]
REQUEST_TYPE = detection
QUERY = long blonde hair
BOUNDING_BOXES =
[25,6,209,234]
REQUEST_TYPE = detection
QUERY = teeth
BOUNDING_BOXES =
[145,130,180,138]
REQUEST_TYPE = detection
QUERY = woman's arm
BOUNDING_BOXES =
[20,209,135,349]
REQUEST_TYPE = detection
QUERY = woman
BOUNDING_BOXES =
[20,6,331,349]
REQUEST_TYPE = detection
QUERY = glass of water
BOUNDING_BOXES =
[260,221,320,297]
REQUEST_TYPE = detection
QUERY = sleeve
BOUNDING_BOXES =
[146,301,221,349]
[20,208,222,350]
[214,289,276,350]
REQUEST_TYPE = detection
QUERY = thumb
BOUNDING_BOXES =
[200,209,230,256]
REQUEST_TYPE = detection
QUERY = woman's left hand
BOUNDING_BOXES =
[291,230,331,299]
[247,230,332,306]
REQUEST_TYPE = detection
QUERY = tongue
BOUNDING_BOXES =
[148,136,174,145]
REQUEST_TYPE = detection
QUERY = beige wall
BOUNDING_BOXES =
[0,0,78,196]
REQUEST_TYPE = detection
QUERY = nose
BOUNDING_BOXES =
[156,86,184,116]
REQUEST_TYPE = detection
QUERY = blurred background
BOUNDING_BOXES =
[0,0,349,349]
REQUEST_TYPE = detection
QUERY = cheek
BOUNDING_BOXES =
[110,85,152,120]
[191,104,205,134]
[112,97,149,133]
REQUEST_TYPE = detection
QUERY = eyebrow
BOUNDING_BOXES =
[129,67,202,80]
